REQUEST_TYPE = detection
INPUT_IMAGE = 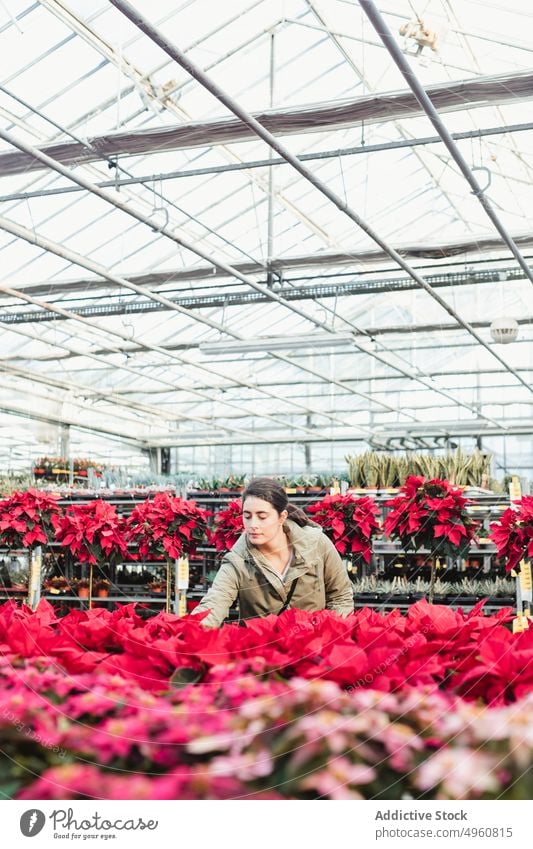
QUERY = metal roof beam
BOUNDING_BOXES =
[0,124,512,430]
[0,127,418,430]
[0,399,147,446]
[0,361,204,424]
[2,116,533,204]
[0,215,372,440]
[108,0,530,412]
[144,418,533,447]
[5,281,524,322]
[361,0,533,290]
[0,66,531,176]
[7,236,533,300]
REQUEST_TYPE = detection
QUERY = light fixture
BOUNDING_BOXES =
[199,333,354,356]
[490,317,519,344]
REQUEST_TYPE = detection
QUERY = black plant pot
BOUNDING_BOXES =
[355,593,379,604]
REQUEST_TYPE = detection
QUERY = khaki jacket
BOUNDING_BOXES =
[194,519,354,628]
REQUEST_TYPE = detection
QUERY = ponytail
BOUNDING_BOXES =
[286,503,312,527]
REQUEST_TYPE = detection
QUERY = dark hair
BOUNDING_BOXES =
[242,477,311,527]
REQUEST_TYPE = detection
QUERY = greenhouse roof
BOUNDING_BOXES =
[0,0,532,471]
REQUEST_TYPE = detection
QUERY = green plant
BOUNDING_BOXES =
[0,474,34,496]
[353,576,515,599]
[345,450,494,489]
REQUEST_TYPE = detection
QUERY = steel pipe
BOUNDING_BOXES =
[108,0,531,406]
[0,66,531,176]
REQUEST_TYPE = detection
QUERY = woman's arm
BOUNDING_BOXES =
[321,535,354,616]
[191,559,240,628]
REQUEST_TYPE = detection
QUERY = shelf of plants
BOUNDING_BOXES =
[0,478,532,800]
[0,479,518,614]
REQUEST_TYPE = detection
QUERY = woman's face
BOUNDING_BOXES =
[242,496,287,548]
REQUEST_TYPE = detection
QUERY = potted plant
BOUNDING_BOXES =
[0,488,63,608]
[94,577,111,598]
[210,499,243,553]
[489,495,533,572]
[53,499,128,608]
[226,474,246,492]
[74,578,90,598]
[44,575,71,595]
[303,474,320,493]
[306,492,381,564]
[384,476,479,603]
[189,477,209,494]
[125,493,209,613]
[352,575,379,604]
[0,489,62,551]
[146,579,165,595]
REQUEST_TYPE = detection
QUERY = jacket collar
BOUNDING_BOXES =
[230,519,317,570]
[227,519,314,600]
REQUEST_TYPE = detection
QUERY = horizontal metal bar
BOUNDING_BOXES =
[2,119,532,203]
[144,418,533,447]
[0,67,531,176]
[10,232,533,300]
[0,265,524,323]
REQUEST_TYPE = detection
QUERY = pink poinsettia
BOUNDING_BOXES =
[1,620,533,801]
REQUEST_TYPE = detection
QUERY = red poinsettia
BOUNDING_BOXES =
[125,493,209,560]
[384,476,478,557]
[52,500,128,566]
[0,598,523,705]
[306,493,380,561]
[489,495,533,572]
[0,489,62,549]
[209,499,243,552]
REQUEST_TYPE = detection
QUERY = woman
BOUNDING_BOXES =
[193,477,354,627]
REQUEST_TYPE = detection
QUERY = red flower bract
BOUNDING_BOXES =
[125,492,209,560]
[209,499,243,552]
[52,500,128,566]
[383,476,478,557]
[0,489,62,550]
[306,493,380,561]
[489,496,533,572]
[0,599,524,705]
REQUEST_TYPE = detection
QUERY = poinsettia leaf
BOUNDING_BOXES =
[170,666,204,688]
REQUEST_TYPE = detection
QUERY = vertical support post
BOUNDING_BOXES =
[60,424,73,485]
[165,557,172,614]
[59,424,70,458]
[304,415,312,471]
[266,31,276,288]
[508,475,530,631]
[88,562,94,609]
[513,560,532,632]
[27,546,42,611]
[148,447,162,475]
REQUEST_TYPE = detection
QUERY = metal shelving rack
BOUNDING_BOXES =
[0,486,514,614]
